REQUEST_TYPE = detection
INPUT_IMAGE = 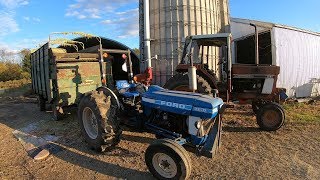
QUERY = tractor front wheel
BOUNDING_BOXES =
[145,139,192,180]
[78,91,121,152]
[256,103,285,131]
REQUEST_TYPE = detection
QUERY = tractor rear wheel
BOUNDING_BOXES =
[164,73,212,96]
[145,139,192,180]
[78,91,121,152]
[256,103,285,131]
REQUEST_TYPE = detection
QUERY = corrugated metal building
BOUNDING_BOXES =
[139,0,230,86]
[231,18,320,98]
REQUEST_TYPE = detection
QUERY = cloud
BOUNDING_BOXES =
[100,8,139,38]
[0,0,31,38]
[0,38,46,56]
[33,17,40,22]
[0,39,44,63]
[23,16,40,23]
[0,43,19,54]
[0,0,29,9]
[66,0,139,40]
[23,16,30,21]
[0,11,20,36]
[65,0,136,19]
[116,8,138,15]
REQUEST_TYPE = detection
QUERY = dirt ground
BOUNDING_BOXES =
[0,93,320,179]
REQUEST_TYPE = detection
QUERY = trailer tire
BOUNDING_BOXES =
[78,91,121,152]
[38,95,46,111]
[145,139,192,180]
[256,103,285,131]
[164,73,212,96]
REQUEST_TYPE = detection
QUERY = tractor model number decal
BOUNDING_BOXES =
[193,107,218,114]
[155,100,193,111]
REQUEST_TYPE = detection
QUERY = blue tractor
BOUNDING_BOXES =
[77,49,225,179]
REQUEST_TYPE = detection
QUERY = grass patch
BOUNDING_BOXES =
[0,79,31,89]
[283,102,320,123]
[0,79,33,97]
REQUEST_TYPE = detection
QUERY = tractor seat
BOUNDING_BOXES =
[116,80,140,98]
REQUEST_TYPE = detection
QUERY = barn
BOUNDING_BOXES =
[231,18,320,98]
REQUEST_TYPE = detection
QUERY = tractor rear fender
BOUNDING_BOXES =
[96,86,120,109]
[176,64,219,90]
[82,87,120,109]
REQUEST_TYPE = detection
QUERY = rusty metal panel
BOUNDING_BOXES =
[32,52,36,93]
[39,47,46,97]
[232,64,280,76]
[140,0,230,86]
[55,62,102,106]
[43,44,50,100]
[36,50,42,94]
[34,52,38,94]
[31,43,101,105]
[31,53,36,93]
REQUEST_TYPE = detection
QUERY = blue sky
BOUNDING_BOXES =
[0,0,319,54]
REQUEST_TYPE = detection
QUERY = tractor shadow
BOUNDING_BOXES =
[121,134,154,144]
[222,126,262,133]
[0,102,151,179]
[50,143,151,179]
[49,115,152,179]
[56,114,142,158]
[225,111,255,116]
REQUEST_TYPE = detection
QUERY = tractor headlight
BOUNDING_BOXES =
[194,121,201,129]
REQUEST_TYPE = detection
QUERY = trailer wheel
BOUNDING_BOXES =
[78,91,121,152]
[256,103,285,131]
[37,95,46,111]
[145,139,192,180]
[164,73,212,96]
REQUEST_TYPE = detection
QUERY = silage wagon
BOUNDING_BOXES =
[30,32,136,120]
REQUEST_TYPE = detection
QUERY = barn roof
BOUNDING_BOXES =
[231,18,320,37]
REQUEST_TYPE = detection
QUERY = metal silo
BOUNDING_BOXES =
[140,0,230,86]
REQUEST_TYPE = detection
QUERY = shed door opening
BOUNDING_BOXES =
[235,31,272,65]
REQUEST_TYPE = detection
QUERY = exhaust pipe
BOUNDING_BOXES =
[188,48,197,92]
[188,66,197,92]
[250,23,259,65]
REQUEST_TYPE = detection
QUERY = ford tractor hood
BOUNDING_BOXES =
[142,86,223,119]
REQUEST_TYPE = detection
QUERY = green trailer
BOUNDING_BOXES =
[31,33,139,120]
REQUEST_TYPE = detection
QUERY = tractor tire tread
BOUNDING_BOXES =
[78,91,121,152]
[256,102,285,131]
[145,139,192,180]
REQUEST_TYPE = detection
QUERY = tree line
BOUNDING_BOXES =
[0,49,31,82]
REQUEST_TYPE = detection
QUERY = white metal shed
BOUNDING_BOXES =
[231,18,320,98]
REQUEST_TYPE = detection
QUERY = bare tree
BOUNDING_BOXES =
[0,49,16,62]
